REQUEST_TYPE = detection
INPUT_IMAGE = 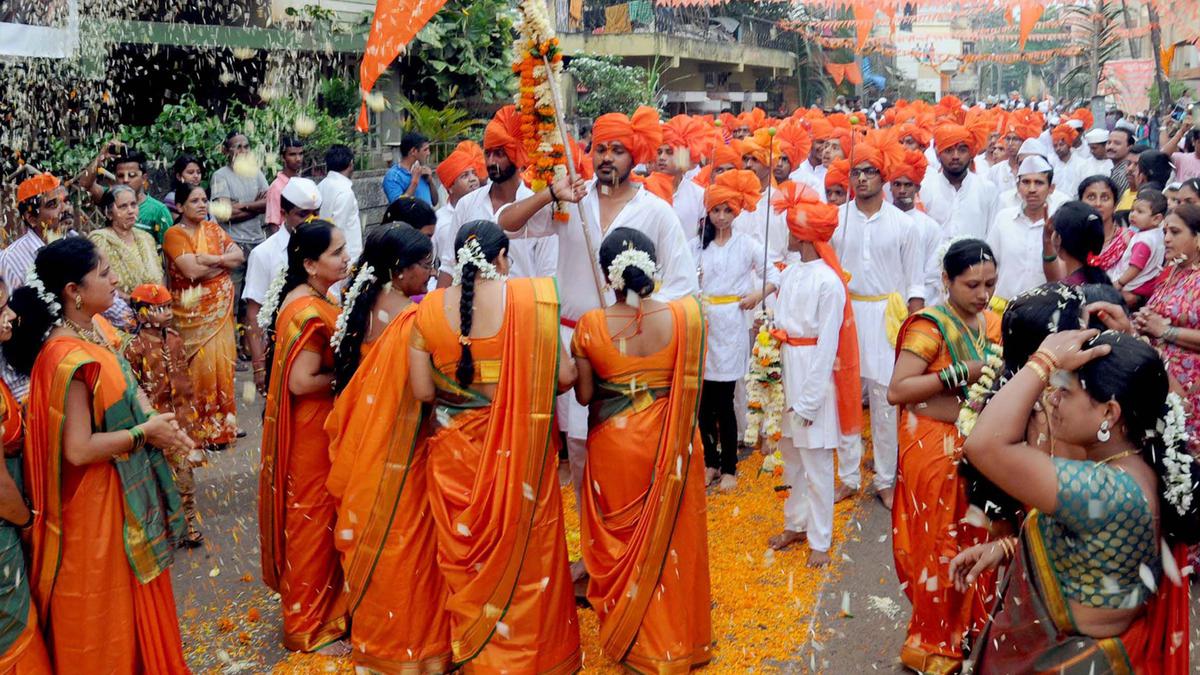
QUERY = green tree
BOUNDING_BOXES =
[568,55,653,119]
[401,0,516,109]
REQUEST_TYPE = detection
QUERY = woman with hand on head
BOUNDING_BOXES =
[258,219,351,655]
[7,238,192,672]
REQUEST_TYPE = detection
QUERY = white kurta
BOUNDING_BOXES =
[831,201,924,383]
[996,186,1070,217]
[695,231,779,381]
[1076,156,1115,184]
[986,206,1049,300]
[789,161,826,200]
[442,183,558,279]
[1052,154,1088,200]
[987,161,1018,196]
[920,169,999,242]
[731,192,789,269]
[776,257,845,448]
[674,179,707,244]
[904,208,943,305]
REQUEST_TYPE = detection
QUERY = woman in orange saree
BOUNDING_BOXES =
[7,238,193,673]
[886,239,1001,675]
[571,228,712,672]
[325,225,450,671]
[0,279,50,674]
[162,184,244,447]
[409,221,581,674]
[259,220,351,654]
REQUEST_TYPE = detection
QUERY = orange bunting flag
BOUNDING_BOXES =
[1016,0,1045,50]
[356,0,452,132]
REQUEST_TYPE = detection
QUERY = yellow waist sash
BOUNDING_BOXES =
[849,291,907,347]
[703,295,741,305]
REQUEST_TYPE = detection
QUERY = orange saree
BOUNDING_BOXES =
[163,221,238,446]
[411,278,581,674]
[892,308,1001,672]
[259,296,347,652]
[25,331,187,673]
[570,298,712,673]
[324,303,451,672]
[0,381,49,674]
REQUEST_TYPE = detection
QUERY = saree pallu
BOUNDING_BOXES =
[970,511,1191,674]
[573,298,712,673]
[892,308,1000,670]
[416,279,581,674]
[163,221,238,446]
[25,335,187,673]
[259,296,347,652]
[324,303,451,672]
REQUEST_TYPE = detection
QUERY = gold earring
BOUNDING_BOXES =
[74,295,82,310]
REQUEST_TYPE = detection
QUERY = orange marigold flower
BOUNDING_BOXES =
[217,617,235,633]
[246,608,261,622]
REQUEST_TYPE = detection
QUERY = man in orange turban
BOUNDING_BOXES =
[436,140,485,212]
[920,124,998,242]
[691,143,742,189]
[657,115,713,242]
[592,106,662,179]
[823,159,850,206]
[437,106,550,285]
[740,129,783,189]
[1048,123,1087,197]
[790,119,830,195]
[766,181,861,566]
[895,123,932,152]
[733,108,765,139]
[889,148,940,301]
[833,127,928,511]
[703,168,760,217]
[6,172,68,290]
[775,121,812,184]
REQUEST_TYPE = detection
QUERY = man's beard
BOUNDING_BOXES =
[598,163,631,187]
[487,163,518,183]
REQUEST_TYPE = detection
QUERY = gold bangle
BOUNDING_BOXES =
[1026,361,1049,385]
[1032,348,1059,370]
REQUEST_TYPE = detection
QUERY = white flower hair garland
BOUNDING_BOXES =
[256,268,287,331]
[1157,393,1194,517]
[606,248,657,292]
[451,238,505,285]
[330,264,375,352]
[24,268,62,338]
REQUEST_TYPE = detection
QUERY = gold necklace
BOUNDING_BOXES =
[64,317,109,349]
[1098,448,1138,465]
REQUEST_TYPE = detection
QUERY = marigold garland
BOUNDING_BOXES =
[744,317,784,452]
[513,0,570,222]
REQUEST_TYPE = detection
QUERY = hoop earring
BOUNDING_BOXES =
[74,295,82,311]
[1097,419,1111,443]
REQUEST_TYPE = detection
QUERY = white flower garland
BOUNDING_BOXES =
[330,264,375,352]
[955,343,1005,438]
[1157,393,1194,517]
[257,268,288,331]
[606,248,658,292]
[23,268,62,338]
[451,238,505,285]
[744,313,784,452]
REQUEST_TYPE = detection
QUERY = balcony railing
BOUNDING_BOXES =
[555,0,795,53]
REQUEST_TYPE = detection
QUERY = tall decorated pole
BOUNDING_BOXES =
[513,0,607,308]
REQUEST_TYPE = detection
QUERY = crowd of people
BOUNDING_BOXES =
[0,92,1195,674]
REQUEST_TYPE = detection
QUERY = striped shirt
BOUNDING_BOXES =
[0,230,45,290]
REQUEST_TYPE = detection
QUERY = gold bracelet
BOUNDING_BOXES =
[1026,360,1050,385]
[1032,348,1059,370]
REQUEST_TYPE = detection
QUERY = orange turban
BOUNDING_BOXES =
[736,108,767,132]
[824,159,850,190]
[436,140,486,189]
[808,117,836,142]
[17,173,60,204]
[932,123,979,157]
[890,148,928,185]
[849,131,904,181]
[592,105,662,166]
[935,95,966,124]
[483,105,526,168]
[740,129,783,167]
[776,121,812,168]
[661,115,710,165]
[635,172,675,205]
[773,182,862,435]
[130,284,172,306]
[691,143,744,188]
[1072,108,1094,130]
[1001,108,1041,140]
[703,169,761,216]
[895,122,932,149]
[1051,124,1078,147]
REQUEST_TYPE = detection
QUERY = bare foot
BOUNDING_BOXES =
[704,467,720,486]
[876,486,895,510]
[835,483,857,503]
[316,639,351,657]
[807,549,832,568]
[569,559,588,582]
[767,530,806,551]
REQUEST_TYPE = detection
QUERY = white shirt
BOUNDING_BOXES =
[987,160,1018,194]
[831,201,924,382]
[508,182,698,322]
[901,208,944,304]
[695,231,779,381]
[1076,156,1115,184]
[442,183,557,279]
[920,169,998,241]
[242,227,290,305]
[1051,153,1088,200]
[789,160,826,198]
[731,191,789,268]
[673,179,707,244]
[777,256,845,448]
[995,186,1069,218]
[986,206,1048,300]
[0,230,44,290]
[318,171,363,262]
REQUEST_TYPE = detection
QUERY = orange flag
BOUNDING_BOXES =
[1162,44,1178,77]
[356,0,451,132]
[853,4,874,52]
[1016,0,1044,51]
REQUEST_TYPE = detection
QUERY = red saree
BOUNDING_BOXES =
[25,328,187,673]
[324,303,451,672]
[259,296,347,652]
[892,308,1001,672]
[412,278,581,674]
[570,298,712,672]
[163,221,238,446]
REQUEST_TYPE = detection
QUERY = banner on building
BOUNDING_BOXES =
[0,0,79,58]
[1101,59,1156,114]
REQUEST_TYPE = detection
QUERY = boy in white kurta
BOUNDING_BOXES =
[767,190,862,566]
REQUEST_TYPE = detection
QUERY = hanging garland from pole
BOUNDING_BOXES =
[513,0,570,222]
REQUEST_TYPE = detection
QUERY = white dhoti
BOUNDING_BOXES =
[779,431,835,553]
[848,297,899,491]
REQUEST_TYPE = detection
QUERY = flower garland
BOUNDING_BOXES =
[330,264,375,352]
[513,0,569,222]
[1157,393,1194,517]
[257,268,288,331]
[24,268,62,339]
[744,315,784,452]
[451,238,506,285]
[606,248,657,291]
[955,343,1004,438]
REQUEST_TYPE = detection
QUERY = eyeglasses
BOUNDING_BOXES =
[849,167,880,179]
